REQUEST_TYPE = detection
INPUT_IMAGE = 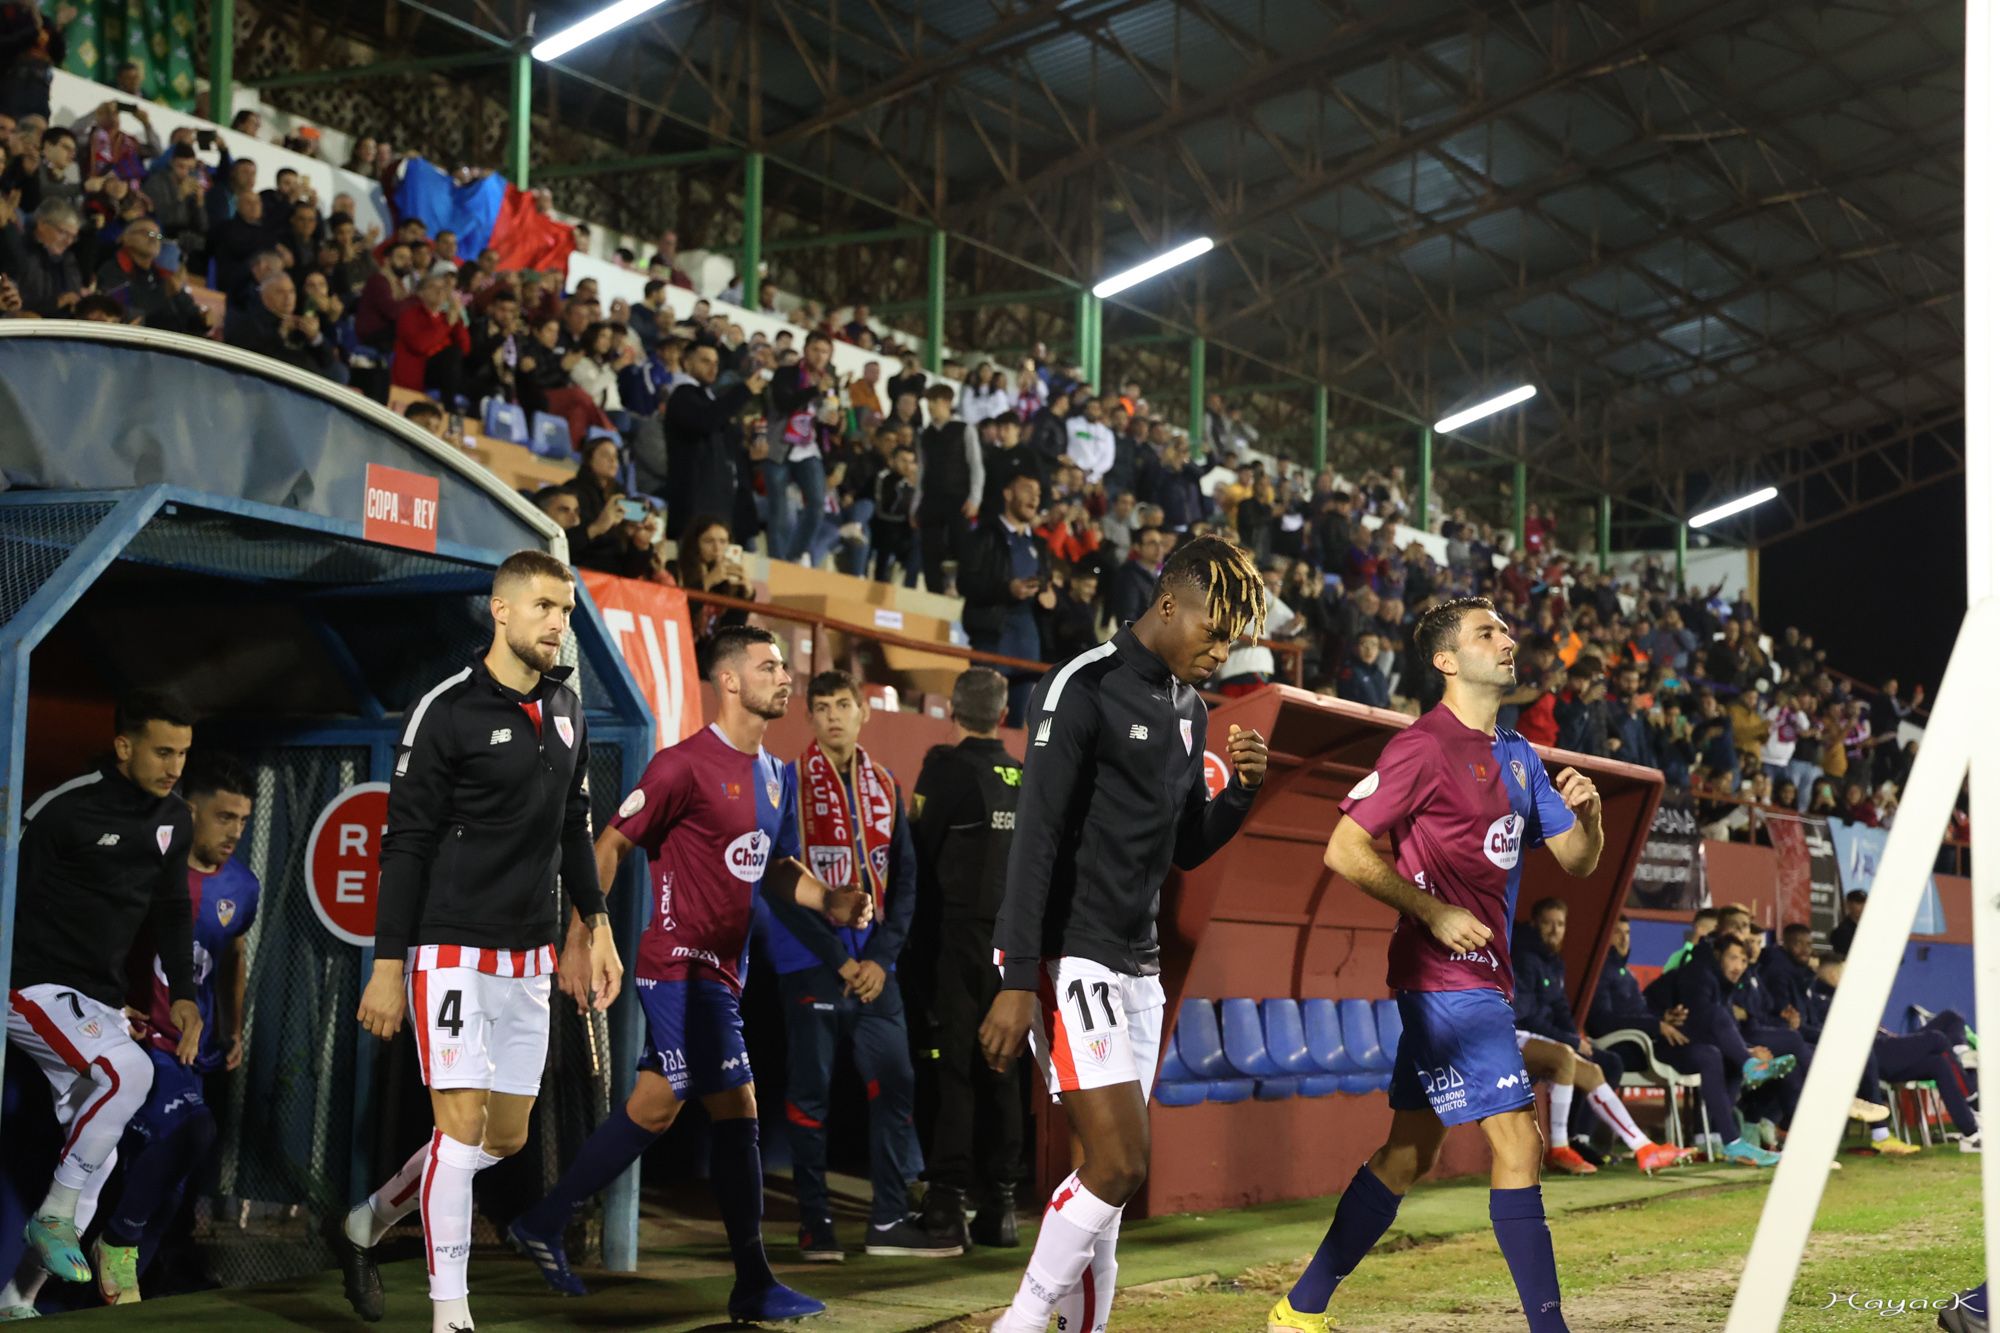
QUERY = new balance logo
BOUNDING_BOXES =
[96,833,121,847]
[1128,724,1149,740]
[1034,718,1053,747]
[489,728,512,746]
[1495,1074,1522,1090]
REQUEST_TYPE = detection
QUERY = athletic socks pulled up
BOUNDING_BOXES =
[1052,1210,1123,1333]
[423,1133,482,1303]
[1491,1185,1568,1333]
[1288,1163,1403,1315]
[516,1104,660,1237]
[995,1172,1123,1333]
[709,1117,779,1293]
[1547,1083,1575,1149]
[349,1138,433,1248]
[1585,1082,1650,1150]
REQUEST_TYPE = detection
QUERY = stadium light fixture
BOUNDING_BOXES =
[1091,237,1215,299]
[1432,384,1537,434]
[1688,486,1779,530]
[531,0,669,61]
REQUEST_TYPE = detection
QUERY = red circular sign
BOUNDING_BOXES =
[305,782,391,947]
[1203,750,1231,800]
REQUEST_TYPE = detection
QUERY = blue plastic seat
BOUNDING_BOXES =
[1299,1074,1342,1098]
[529,411,573,459]
[1206,1079,1254,1103]
[1374,998,1404,1064]
[1339,999,1389,1073]
[1158,1036,1196,1085]
[483,398,530,444]
[1174,1000,1230,1080]
[1254,1077,1297,1100]
[1338,1073,1389,1095]
[1262,999,1317,1076]
[1221,998,1282,1077]
[1154,1081,1206,1107]
[1302,998,1361,1074]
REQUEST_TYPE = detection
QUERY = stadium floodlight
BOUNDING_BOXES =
[1431,384,1537,434]
[1687,486,1778,530]
[531,0,669,61]
[1091,237,1215,299]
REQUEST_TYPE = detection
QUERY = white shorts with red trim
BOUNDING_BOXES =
[405,943,558,978]
[6,984,155,1184]
[1023,956,1164,1104]
[407,961,552,1096]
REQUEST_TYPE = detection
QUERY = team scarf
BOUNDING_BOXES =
[797,739,897,919]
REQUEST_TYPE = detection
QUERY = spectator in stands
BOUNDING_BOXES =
[531,483,581,533]
[960,473,1053,723]
[71,289,122,320]
[649,227,693,289]
[1830,889,1867,957]
[887,350,927,403]
[673,514,754,663]
[224,271,340,378]
[209,191,274,300]
[1065,393,1115,486]
[1108,526,1163,629]
[1334,631,1393,709]
[665,342,767,542]
[913,382,980,595]
[401,397,450,442]
[391,271,467,405]
[0,0,70,121]
[97,219,205,334]
[565,435,633,573]
[1154,436,1206,533]
[0,195,82,314]
[140,142,204,263]
[870,444,919,586]
[568,320,631,422]
[515,315,616,446]
[763,329,836,564]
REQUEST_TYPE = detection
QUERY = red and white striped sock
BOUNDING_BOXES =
[1587,1082,1650,1150]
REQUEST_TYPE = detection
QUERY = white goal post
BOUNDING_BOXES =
[1724,5,1994,1326]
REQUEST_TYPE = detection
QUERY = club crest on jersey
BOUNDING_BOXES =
[1087,1037,1113,1064]
[78,1018,103,1040]
[438,1046,460,1071]
[1180,718,1194,753]
[155,824,174,854]
[554,715,574,748]
[1349,770,1381,800]
[1510,759,1527,790]
[215,899,237,927]
[767,777,783,808]
[1034,718,1052,747]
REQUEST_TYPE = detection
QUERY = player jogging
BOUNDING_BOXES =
[508,624,870,1324]
[1269,596,1602,1333]
[2,691,204,1314]
[328,550,621,1333]
[980,535,1269,1333]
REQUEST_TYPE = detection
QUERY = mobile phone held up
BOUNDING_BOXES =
[621,500,646,524]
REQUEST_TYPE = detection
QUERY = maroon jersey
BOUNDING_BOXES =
[1338,706,1574,1000]
[611,726,801,992]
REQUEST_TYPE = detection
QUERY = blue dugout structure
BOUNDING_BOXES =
[0,325,657,1282]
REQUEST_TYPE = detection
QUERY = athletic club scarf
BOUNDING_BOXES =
[798,740,897,917]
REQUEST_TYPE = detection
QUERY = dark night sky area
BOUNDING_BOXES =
[1756,478,1964,697]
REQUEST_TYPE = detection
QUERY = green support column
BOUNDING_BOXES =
[1084,294,1102,392]
[1512,460,1527,551]
[1074,287,1091,382]
[506,51,531,187]
[1188,336,1206,447]
[925,228,946,376]
[1597,494,1613,571]
[741,151,765,311]
[1417,427,1433,529]
[209,0,234,127]
[1312,385,1329,472]
[1675,520,1688,591]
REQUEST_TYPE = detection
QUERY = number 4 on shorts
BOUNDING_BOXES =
[437,990,464,1038]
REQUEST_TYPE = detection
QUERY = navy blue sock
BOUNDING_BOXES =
[1288,1163,1402,1314]
[709,1117,777,1291]
[518,1104,659,1235]
[1490,1186,1568,1332]
[103,1116,214,1248]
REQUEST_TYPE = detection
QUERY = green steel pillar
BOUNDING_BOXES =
[1597,494,1612,571]
[1188,336,1206,447]
[506,51,531,186]
[1417,426,1433,530]
[209,0,234,127]
[1512,460,1527,551]
[1675,520,1688,591]
[1073,287,1091,383]
[925,228,946,376]
[1084,294,1103,392]
[741,151,765,311]
[1312,385,1329,472]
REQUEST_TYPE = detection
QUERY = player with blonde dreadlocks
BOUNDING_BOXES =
[981,533,1271,1333]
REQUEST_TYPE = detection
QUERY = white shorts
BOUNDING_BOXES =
[5,984,155,1166]
[408,964,552,1097]
[1025,956,1164,1103]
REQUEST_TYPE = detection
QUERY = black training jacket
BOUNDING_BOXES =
[993,627,1257,989]
[375,661,606,960]
[913,736,1023,927]
[14,763,195,1009]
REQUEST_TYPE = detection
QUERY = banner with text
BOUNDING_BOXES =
[1630,791,1708,912]
[1828,817,1945,936]
[581,571,703,753]
[1766,812,1843,948]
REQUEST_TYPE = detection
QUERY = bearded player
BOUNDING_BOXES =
[1269,596,1602,1333]
[508,624,872,1323]
[330,550,621,1333]
[980,534,1269,1333]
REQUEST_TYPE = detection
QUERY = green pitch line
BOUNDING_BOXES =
[51,1159,1775,1329]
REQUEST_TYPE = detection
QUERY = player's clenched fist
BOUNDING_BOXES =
[1553,767,1600,820]
[357,961,407,1040]
[1425,904,1493,955]
[1227,723,1268,789]
[979,989,1037,1073]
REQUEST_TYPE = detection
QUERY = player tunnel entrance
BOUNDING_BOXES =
[0,487,653,1291]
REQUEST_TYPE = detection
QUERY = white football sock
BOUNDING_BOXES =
[1871,1126,1891,1143]
[350,1139,433,1247]
[1052,1208,1123,1332]
[1587,1083,1650,1150]
[423,1133,481,1302]
[1547,1082,1574,1148]
[433,1293,474,1331]
[994,1173,1121,1332]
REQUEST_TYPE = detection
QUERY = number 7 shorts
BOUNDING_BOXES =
[406,945,556,1096]
[1027,956,1164,1103]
